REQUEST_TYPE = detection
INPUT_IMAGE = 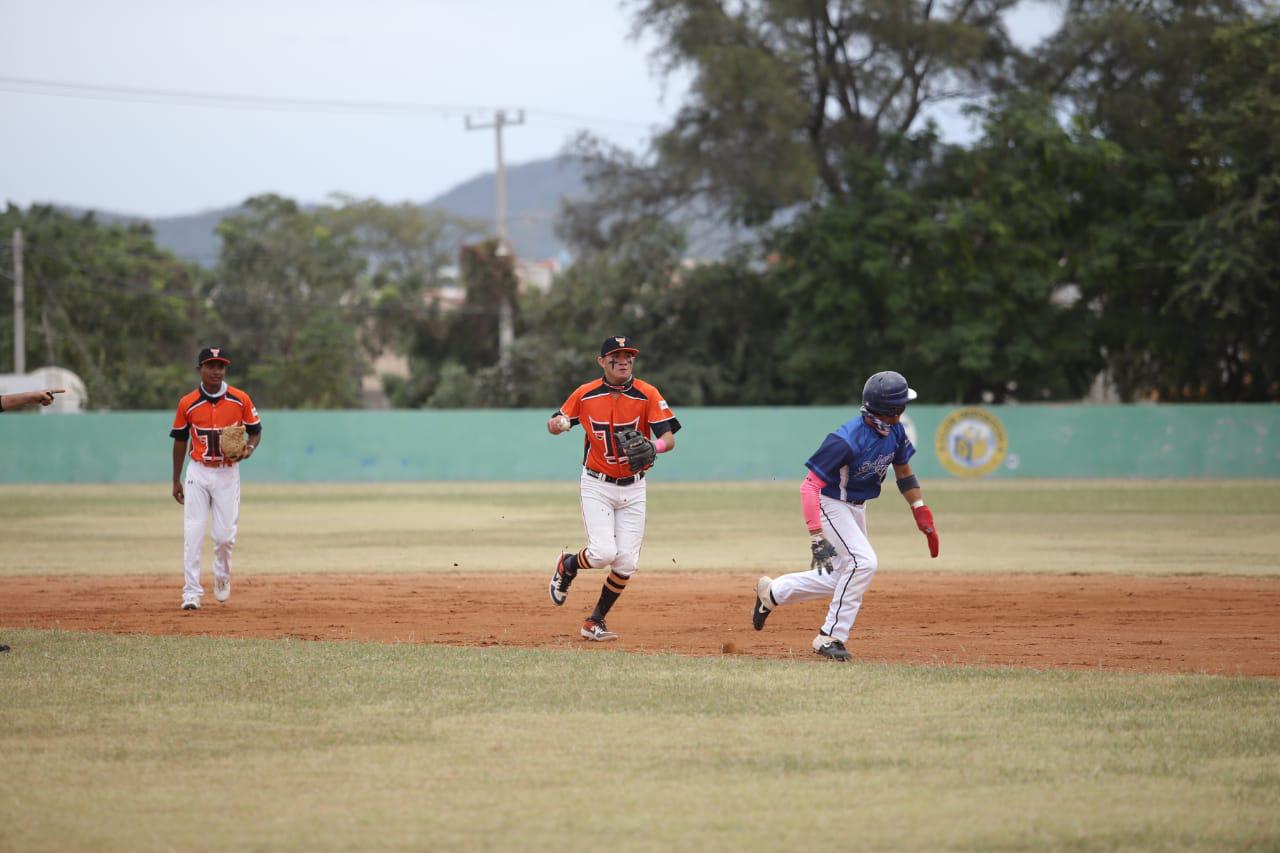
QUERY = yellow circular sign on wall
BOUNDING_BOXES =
[935,407,1008,478]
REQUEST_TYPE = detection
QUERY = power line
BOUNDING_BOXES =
[0,75,483,117]
[0,75,656,130]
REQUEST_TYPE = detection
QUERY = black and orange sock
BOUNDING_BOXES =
[589,570,630,622]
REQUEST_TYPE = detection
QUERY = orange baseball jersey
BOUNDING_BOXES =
[557,378,680,478]
[170,384,262,465]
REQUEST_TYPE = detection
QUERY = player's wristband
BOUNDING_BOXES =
[897,474,920,494]
[653,436,671,453]
[911,499,925,508]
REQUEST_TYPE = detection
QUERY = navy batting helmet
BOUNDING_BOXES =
[862,371,917,416]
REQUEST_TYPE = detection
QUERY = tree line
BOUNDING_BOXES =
[2,0,1277,409]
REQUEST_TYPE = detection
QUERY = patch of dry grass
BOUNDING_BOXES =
[1,481,1276,577]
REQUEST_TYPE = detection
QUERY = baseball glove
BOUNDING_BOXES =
[220,424,249,462]
[810,534,838,574]
[614,427,656,473]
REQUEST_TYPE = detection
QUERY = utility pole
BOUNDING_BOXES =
[12,228,24,374]
[465,109,524,363]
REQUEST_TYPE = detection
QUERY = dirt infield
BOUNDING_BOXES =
[2,572,1278,676]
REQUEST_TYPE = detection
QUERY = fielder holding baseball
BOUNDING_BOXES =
[547,336,681,641]
[170,347,262,611]
[752,370,939,662]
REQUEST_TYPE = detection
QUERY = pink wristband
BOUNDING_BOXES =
[652,435,671,453]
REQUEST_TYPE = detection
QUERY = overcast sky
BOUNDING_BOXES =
[0,1,1062,219]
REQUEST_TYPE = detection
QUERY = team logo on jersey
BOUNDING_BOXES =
[194,426,227,461]
[935,407,1008,478]
[588,416,640,465]
[854,452,896,480]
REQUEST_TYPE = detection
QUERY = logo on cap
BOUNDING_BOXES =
[600,336,639,357]
[199,346,231,366]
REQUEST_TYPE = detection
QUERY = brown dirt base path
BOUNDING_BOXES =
[2,572,1278,677]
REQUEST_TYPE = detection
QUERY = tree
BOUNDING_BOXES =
[321,196,484,361]
[452,240,519,368]
[383,239,519,408]
[564,0,1026,249]
[1033,2,1279,400]
[770,99,1112,404]
[1169,18,1280,400]
[0,204,202,408]
[210,195,366,408]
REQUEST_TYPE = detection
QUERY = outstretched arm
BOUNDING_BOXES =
[0,388,65,412]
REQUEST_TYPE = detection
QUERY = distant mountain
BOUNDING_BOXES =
[74,155,751,267]
[147,206,238,267]
[431,156,587,262]
[81,155,590,268]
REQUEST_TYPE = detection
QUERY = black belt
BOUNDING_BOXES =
[584,468,645,486]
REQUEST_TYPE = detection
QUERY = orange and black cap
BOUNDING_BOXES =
[198,347,230,366]
[600,336,639,357]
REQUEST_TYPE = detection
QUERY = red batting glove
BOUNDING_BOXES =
[913,504,940,558]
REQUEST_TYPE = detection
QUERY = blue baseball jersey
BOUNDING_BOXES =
[805,416,916,503]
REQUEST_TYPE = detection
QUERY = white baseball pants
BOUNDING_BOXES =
[182,462,240,598]
[579,469,646,577]
[767,496,879,643]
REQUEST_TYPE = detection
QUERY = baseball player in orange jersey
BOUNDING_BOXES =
[170,347,262,611]
[547,336,681,640]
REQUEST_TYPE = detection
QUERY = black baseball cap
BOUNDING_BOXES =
[198,346,231,366]
[600,336,639,357]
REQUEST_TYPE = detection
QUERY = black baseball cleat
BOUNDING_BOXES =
[812,634,852,662]
[549,552,577,606]
[752,576,774,631]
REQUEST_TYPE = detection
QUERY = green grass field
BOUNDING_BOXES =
[2,481,1279,849]
[2,631,1277,850]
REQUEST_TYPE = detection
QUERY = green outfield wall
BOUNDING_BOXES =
[1,405,1277,483]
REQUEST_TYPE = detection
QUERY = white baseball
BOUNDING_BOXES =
[553,415,570,432]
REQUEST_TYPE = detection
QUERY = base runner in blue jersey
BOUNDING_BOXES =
[751,371,940,662]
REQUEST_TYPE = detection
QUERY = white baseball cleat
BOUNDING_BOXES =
[549,552,576,606]
[181,595,201,611]
[214,576,231,602]
[580,618,618,641]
